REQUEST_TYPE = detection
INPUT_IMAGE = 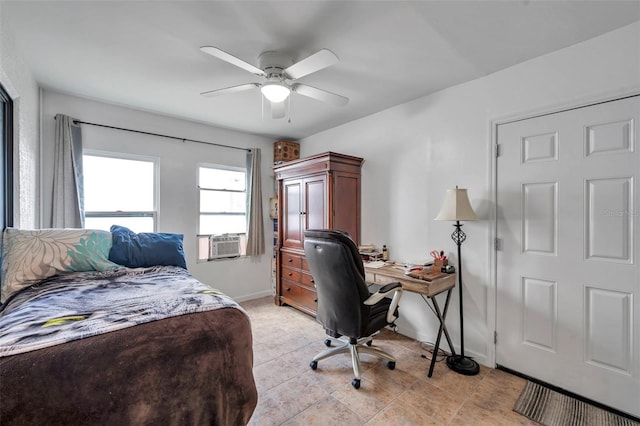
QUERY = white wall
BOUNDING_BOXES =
[41,90,275,300]
[0,2,40,228]
[300,22,640,366]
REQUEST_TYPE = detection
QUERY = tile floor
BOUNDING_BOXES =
[241,297,534,425]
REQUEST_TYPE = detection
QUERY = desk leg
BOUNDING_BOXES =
[427,288,455,378]
[432,289,456,358]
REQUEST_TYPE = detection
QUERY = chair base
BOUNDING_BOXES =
[310,335,396,388]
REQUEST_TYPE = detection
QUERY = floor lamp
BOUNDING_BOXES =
[435,186,479,376]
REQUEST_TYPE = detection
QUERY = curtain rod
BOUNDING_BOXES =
[55,116,250,152]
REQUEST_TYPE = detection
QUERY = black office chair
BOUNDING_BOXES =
[303,229,403,389]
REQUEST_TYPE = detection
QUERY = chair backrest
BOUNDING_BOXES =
[303,229,371,339]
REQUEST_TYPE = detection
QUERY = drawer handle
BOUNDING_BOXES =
[286,287,291,292]
[314,298,318,303]
[288,272,293,277]
[287,258,293,262]
[310,278,315,283]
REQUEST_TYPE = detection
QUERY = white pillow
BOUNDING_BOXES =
[1,228,120,303]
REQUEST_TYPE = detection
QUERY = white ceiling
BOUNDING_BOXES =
[3,1,640,140]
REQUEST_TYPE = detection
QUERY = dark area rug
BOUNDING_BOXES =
[513,381,639,426]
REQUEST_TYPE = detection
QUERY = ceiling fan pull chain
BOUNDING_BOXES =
[287,95,292,123]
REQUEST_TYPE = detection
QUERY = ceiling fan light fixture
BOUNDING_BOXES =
[201,47,348,109]
[261,81,290,103]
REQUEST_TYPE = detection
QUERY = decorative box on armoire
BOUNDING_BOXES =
[274,152,364,316]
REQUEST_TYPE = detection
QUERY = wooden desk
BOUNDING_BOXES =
[364,264,457,377]
[364,265,455,296]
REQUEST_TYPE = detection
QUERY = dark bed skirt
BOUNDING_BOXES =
[0,307,257,425]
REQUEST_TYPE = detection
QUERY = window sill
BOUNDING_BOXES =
[196,255,245,263]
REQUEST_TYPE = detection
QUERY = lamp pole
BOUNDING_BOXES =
[454,221,465,357]
[434,185,479,375]
[446,220,479,375]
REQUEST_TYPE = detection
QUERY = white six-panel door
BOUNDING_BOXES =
[496,96,639,417]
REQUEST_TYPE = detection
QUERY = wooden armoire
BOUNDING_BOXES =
[274,152,363,316]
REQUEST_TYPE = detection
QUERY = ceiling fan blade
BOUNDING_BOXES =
[284,49,339,80]
[200,46,265,76]
[292,84,349,106]
[271,101,286,119]
[200,83,260,97]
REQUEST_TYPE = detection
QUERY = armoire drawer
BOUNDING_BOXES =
[281,267,301,282]
[300,272,315,288]
[281,280,317,310]
[281,252,303,269]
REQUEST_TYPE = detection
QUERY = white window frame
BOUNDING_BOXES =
[83,150,159,231]
[197,162,247,261]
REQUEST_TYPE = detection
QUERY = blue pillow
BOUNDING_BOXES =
[109,225,187,269]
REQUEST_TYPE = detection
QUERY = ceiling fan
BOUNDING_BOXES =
[200,46,349,119]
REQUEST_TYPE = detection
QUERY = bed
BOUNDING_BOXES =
[0,227,257,425]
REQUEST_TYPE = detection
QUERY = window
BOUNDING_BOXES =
[0,83,13,228]
[198,164,246,260]
[83,152,157,232]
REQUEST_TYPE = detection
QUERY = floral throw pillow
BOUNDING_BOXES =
[1,228,120,303]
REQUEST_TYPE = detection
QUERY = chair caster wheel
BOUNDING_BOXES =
[324,339,332,347]
[310,360,318,370]
[351,379,360,389]
[366,340,372,346]
[387,361,396,370]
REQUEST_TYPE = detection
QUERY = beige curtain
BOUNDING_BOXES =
[52,114,84,228]
[245,148,264,256]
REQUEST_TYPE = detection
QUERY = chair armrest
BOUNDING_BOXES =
[379,282,402,293]
[364,282,401,305]
[364,282,403,324]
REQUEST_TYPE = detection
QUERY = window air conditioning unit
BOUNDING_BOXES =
[209,235,241,259]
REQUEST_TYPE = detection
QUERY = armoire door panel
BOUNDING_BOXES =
[304,176,327,232]
[282,179,303,249]
[332,172,360,243]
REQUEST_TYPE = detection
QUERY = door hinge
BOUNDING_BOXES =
[494,237,502,251]
[494,331,498,344]
[495,144,501,158]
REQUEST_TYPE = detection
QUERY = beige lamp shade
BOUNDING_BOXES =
[434,186,478,221]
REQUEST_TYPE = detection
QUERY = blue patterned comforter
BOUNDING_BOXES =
[0,266,243,357]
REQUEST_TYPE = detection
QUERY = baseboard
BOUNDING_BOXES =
[233,290,274,303]
[401,326,488,368]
